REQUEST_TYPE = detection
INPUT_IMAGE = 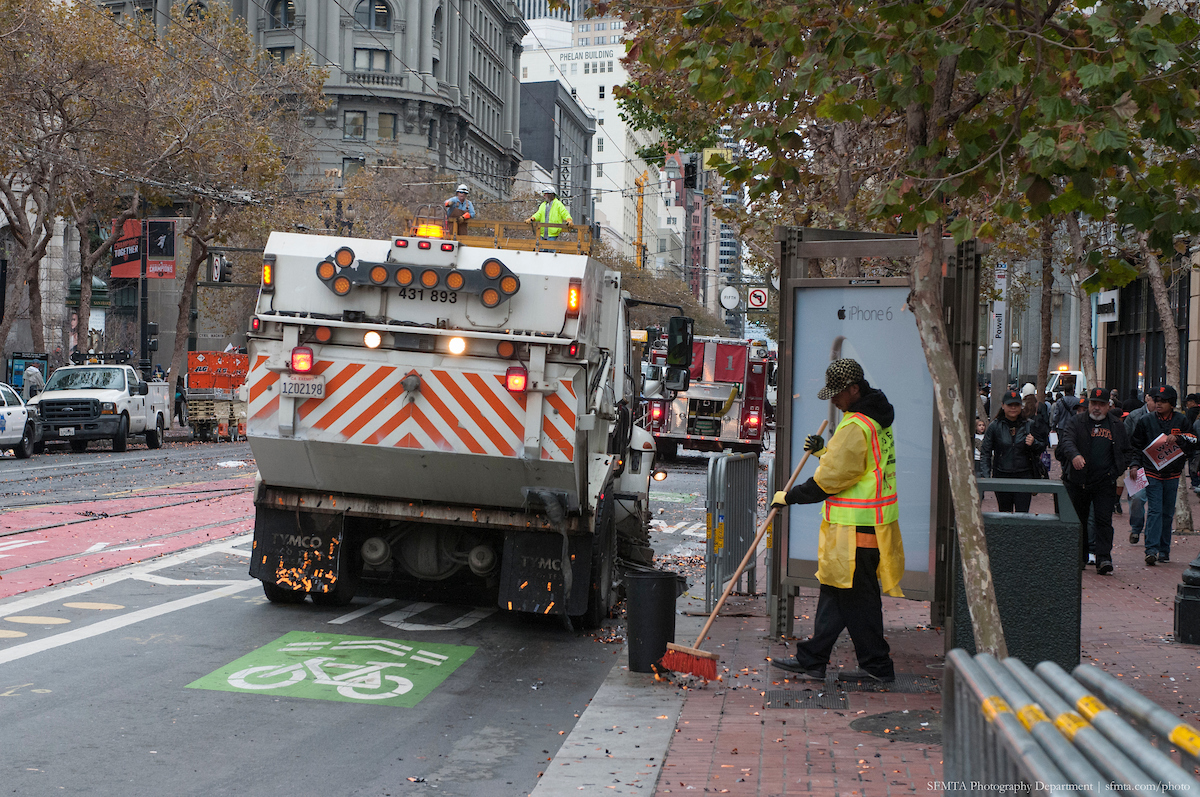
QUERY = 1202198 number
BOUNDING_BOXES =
[397,288,457,303]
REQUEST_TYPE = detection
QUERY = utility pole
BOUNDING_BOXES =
[138,201,149,378]
[634,170,648,269]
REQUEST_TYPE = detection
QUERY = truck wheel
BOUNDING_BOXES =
[32,441,44,455]
[112,415,128,453]
[14,425,34,459]
[574,488,616,630]
[146,415,164,449]
[261,580,307,604]
[69,439,88,453]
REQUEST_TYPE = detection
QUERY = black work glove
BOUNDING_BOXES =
[803,434,826,456]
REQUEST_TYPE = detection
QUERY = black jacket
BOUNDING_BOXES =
[981,415,1047,478]
[1129,409,1200,480]
[785,383,894,505]
[1057,411,1131,487]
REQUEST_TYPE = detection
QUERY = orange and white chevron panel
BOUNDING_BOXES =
[247,354,578,461]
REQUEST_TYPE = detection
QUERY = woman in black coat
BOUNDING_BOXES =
[981,390,1048,512]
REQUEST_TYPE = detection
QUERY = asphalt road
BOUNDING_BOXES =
[0,440,690,796]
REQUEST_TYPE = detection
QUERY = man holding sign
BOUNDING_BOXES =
[1129,386,1199,566]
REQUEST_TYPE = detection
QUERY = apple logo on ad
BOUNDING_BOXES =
[837,307,846,320]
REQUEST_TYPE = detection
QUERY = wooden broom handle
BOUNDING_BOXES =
[689,419,830,649]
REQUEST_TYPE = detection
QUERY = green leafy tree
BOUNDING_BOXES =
[621,0,1200,654]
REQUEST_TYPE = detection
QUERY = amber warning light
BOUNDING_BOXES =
[291,346,314,373]
[566,279,582,318]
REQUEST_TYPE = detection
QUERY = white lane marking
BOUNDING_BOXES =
[0,540,48,557]
[133,574,250,587]
[681,522,706,537]
[379,602,497,631]
[327,598,397,625]
[0,580,257,665]
[85,543,109,553]
[111,543,164,552]
[0,532,253,615]
[330,640,413,656]
[651,521,689,535]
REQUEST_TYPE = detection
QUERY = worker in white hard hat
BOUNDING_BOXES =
[527,187,573,240]
[443,183,475,235]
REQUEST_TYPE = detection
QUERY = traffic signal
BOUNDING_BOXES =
[211,253,232,282]
[147,322,159,352]
[683,161,697,189]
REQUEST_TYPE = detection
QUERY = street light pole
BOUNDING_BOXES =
[139,200,149,378]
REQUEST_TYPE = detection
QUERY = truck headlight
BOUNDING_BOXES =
[101,402,116,415]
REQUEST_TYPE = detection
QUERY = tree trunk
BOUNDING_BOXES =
[75,219,92,352]
[1036,217,1054,403]
[1140,232,1193,534]
[909,222,1007,657]
[26,257,44,353]
[1065,214,1097,387]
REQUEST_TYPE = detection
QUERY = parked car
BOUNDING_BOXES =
[27,364,169,453]
[0,381,35,458]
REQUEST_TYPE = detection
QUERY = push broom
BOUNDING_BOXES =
[656,419,829,681]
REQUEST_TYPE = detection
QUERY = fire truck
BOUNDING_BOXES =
[646,336,768,458]
[244,219,692,627]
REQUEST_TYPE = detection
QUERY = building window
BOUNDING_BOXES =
[268,46,293,63]
[611,20,623,29]
[344,110,366,140]
[379,113,397,140]
[577,37,588,46]
[595,22,606,30]
[354,48,389,72]
[570,63,577,74]
[599,85,605,99]
[596,137,604,152]
[578,23,589,31]
[521,66,527,78]
[608,60,614,72]
[584,62,590,74]
[354,0,391,30]
[268,0,294,28]
[594,36,605,45]
[596,163,603,177]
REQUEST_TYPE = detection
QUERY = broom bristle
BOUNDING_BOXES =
[658,649,719,681]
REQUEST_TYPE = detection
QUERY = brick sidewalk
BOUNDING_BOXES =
[652,477,1200,795]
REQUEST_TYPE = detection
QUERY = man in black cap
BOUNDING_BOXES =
[768,358,904,683]
[1129,385,1199,565]
[1058,388,1131,575]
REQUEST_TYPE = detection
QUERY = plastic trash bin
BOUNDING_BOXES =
[626,570,677,672]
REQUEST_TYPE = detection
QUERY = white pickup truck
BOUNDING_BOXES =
[28,364,170,453]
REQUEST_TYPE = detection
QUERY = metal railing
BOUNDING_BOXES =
[945,648,1200,795]
[705,452,759,611]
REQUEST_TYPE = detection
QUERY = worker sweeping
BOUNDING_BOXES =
[770,358,904,683]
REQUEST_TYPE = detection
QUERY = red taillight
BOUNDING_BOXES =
[505,366,528,393]
[395,239,409,248]
[418,241,432,250]
[441,243,455,251]
[251,317,261,332]
[566,278,582,318]
[651,404,663,420]
[568,341,580,357]
[747,413,760,426]
[291,346,314,373]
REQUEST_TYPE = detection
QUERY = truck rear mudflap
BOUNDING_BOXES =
[247,351,584,510]
[249,506,347,594]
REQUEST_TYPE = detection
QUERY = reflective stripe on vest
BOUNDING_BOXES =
[822,412,899,526]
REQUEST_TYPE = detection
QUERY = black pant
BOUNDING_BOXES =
[793,546,893,678]
[1066,481,1117,563]
[995,492,1032,512]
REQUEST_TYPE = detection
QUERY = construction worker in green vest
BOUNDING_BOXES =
[769,358,905,683]
[527,187,573,240]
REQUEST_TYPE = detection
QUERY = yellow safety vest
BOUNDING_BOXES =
[821,412,898,526]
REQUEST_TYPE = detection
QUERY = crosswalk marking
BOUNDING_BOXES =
[650,520,705,535]
[681,523,706,537]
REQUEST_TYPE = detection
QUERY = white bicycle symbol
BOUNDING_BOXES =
[228,656,414,700]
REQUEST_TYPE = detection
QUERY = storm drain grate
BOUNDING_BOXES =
[836,673,940,694]
[764,689,849,709]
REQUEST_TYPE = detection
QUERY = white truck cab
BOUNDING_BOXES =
[28,364,170,453]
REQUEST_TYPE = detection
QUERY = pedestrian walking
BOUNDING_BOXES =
[1125,391,1154,544]
[769,359,904,683]
[1057,388,1131,575]
[1051,386,1080,433]
[1021,383,1051,477]
[980,390,1048,512]
[1129,385,1199,565]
